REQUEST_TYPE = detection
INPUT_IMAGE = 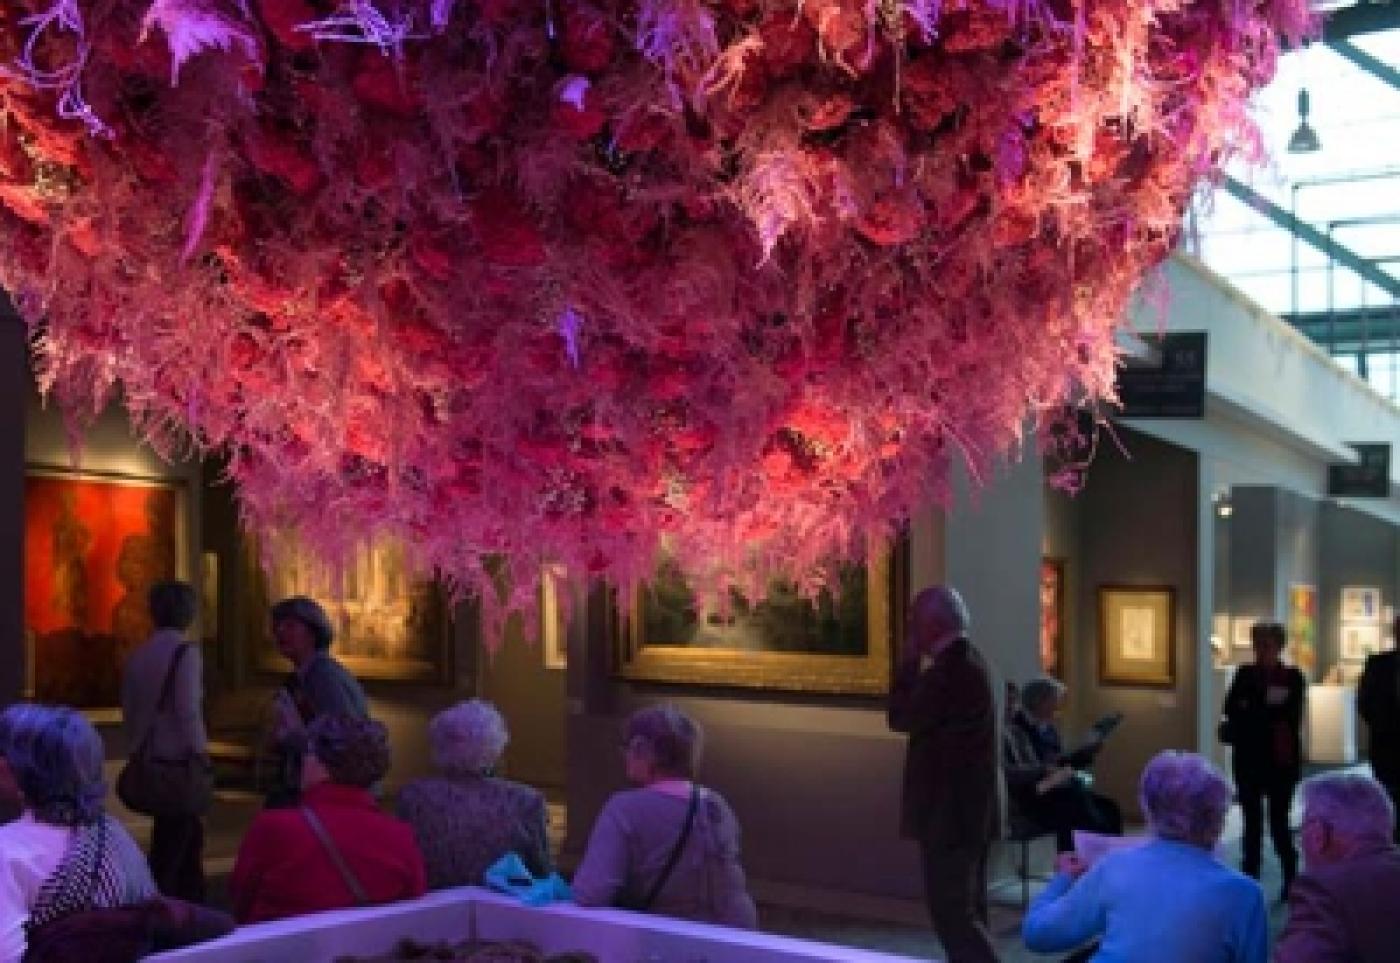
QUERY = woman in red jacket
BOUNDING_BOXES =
[230,714,425,923]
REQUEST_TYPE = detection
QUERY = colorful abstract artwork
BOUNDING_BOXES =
[1287,584,1316,679]
[24,471,183,708]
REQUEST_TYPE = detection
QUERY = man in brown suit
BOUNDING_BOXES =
[888,586,1003,963]
[1275,771,1400,963]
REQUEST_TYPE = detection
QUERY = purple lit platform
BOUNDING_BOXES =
[149,888,932,962]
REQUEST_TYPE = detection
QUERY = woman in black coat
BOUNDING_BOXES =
[1219,621,1306,898]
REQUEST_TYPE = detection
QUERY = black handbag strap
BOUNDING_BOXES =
[300,807,370,906]
[638,785,700,912]
[134,644,189,757]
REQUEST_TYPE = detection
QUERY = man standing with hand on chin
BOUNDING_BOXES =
[888,585,1003,963]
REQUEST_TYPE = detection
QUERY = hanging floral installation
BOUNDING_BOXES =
[0,0,1312,638]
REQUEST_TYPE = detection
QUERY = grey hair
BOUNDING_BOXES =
[149,580,198,631]
[0,704,106,826]
[626,704,702,779]
[429,700,509,777]
[1021,676,1066,714]
[911,585,971,637]
[308,714,391,788]
[1300,772,1395,845]
[1140,751,1233,850]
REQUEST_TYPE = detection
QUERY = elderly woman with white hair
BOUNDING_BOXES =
[396,700,551,889]
[1022,751,1268,963]
[0,704,156,959]
[572,704,757,928]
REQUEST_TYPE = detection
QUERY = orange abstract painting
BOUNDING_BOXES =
[24,473,181,708]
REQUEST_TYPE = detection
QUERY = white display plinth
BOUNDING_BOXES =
[148,888,929,962]
[1306,684,1357,765]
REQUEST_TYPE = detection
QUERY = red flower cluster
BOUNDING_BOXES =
[0,0,1311,638]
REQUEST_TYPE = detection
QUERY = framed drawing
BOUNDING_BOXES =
[23,468,186,709]
[1039,558,1065,677]
[248,536,452,684]
[1098,585,1176,688]
[1340,622,1382,662]
[1341,587,1381,624]
[615,539,904,695]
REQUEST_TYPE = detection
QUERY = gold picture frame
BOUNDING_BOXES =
[23,466,189,713]
[1098,585,1176,689]
[247,536,452,685]
[615,539,905,695]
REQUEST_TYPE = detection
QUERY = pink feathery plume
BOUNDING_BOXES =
[429,0,456,32]
[733,151,823,263]
[298,0,424,53]
[140,0,261,86]
[2,0,110,137]
[181,148,221,263]
[635,0,719,100]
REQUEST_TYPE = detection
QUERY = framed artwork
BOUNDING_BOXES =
[23,468,186,709]
[249,536,452,684]
[615,539,903,695]
[1098,585,1176,688]
[1340,622,1382,662]
[1039,558,1065,677]
[1288,584,1318,679]
[1341,587,1381,624]
[541,565,567,670]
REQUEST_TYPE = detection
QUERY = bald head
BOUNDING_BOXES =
[909,585,971,656]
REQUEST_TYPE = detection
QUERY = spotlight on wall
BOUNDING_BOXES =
[1287,88,1321,154]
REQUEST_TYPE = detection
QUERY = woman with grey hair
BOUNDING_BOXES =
[1023,751,1268,962]
[0,704,156,960]
[231,714,425,923]
[572,704,757,928]
[1010,676,1123,851]
[396,700,551,888]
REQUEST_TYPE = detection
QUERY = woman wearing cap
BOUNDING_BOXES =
[264,596,369,806]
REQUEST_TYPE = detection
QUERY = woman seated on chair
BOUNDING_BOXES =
[0,705,156,960]
[397,700,552,889]
[1007,678,1123,852]
[1023,751,1268,963]
[230,714,425,923]
[572,704,757,928]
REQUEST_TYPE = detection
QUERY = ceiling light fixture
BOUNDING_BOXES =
[1287,88,1321,153]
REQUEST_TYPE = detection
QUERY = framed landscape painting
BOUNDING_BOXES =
[1098,585,1176,688]
[615,539,904,695]
[23,469,186,709]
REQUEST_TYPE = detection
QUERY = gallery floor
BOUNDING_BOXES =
[109,783,1306,962]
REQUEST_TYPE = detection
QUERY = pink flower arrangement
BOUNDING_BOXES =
[0,0,1312,640]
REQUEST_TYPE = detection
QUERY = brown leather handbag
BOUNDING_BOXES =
[116,644,214,817]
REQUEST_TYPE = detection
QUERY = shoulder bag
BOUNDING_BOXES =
[301,806,370,906]
[116,644,214,817]
[621,785,700,913]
